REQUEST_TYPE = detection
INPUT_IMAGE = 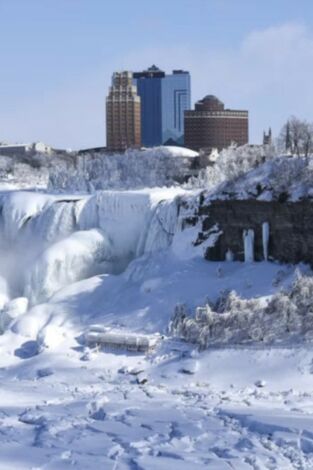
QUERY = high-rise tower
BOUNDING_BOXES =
[133,66,191,147]
[106,72,141,151]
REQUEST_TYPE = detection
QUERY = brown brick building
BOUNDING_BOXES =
[106,72,141,151]
[184,95,248,151]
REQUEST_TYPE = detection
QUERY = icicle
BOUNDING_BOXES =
[243,229,254,263]
[225,249,234,262]
[262,222,270,261]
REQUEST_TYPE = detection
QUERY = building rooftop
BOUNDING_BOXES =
[133,65,165,79]
[133,66,190,79]
[195,95,225,111]
[173,69,189,74]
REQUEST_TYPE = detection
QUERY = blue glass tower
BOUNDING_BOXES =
[133,66,191,147]
[162,70,191,145]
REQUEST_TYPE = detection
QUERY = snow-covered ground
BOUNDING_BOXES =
[0,148,313,469]
[1,330,313,469]
[1,238,313,469]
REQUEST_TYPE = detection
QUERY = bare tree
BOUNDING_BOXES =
[279,116,313,157]
[301,123,313,159]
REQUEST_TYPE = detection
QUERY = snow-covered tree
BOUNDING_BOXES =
[170,275,313,347]
[185,144,276,191]
[279,116,313,157]
[48,147,198,192]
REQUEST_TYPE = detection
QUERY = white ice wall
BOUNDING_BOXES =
[0,189,182,305]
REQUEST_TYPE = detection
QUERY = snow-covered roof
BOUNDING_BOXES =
[0,143,31,149]
[140,146,199,158]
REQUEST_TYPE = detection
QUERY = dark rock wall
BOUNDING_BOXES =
[196,200,313,264]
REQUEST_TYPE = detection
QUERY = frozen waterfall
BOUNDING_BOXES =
[0,189,182,306]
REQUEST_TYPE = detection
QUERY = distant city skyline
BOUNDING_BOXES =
[1,0,313,149]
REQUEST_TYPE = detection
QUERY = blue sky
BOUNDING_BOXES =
[1,0,313,149]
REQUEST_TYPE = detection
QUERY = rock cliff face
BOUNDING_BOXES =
[195,200,313,265]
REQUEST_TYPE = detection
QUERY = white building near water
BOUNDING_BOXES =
[0,142,52,157]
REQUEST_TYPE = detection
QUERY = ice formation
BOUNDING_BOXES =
[262,222,270,261]
[225,249,234,262]
[0,189,183,307]
[243,229,255,263]
[24,229,112,304]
